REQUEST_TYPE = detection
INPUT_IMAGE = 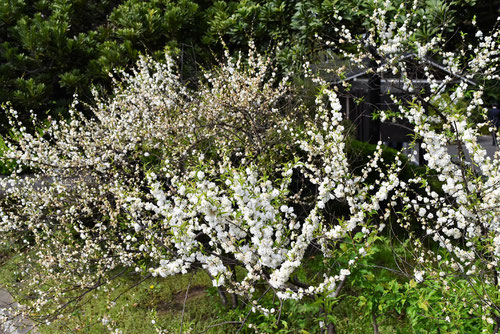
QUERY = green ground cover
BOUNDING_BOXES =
[0,240,416,333]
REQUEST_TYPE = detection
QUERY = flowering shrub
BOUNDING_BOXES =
[325,0,500,331]
[0,1,499,332]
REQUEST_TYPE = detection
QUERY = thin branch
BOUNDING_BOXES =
[236,286,271,334]
[200,321,243,333]
[179,272,194,334]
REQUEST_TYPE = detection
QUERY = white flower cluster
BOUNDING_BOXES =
[328,1,500,326]
[0,2,498,329]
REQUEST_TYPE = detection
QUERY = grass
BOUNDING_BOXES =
[0,242,417,334]
[34,271,232,334]
[0,244,227,333]
[332,300,413,334]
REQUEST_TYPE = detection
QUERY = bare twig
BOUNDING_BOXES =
[179,272,194,334]
[372,312,380,334]
[200,321,243,333]
[236,286,271,334]
[180,273,194,334]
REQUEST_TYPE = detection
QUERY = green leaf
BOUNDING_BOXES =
[417,299,429,312]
